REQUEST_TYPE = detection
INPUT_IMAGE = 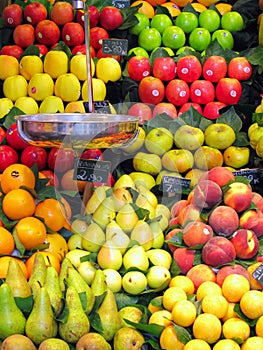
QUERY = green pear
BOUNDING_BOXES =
[66,266,95,314]
[65,249,90,268]
[77,260,97,285]
[119,306,143,327]
[103,269,122,293]
[146,248,172,270]
[59,257,73,293]
[146,266,171,290]
[133,152,162,176]
[115,203,139,233]
[149,220,165,249]
[106,220,130,254]
[81,222,105,252]
[92,197,116,229]
[113,174,136,190]
[97,288,123,341]
[76,332,112,350]
[129,171,156,190]
[59,286,90,344]
[28,252,47,298]
[91,268,107,297]
[130,220,153,251]
[136,184,158,208]
[1,334,36,350]
[122,271,148,295]
[123,245,149,271]
[44,265,63,317]
[0,283,26,340]
[85,185,110,214]
[145,127,174,155]
[97,240,123,270]
[25,287,57,345]
[38,338,70,350]
[5,258,32,298]
[112,187,133,211]
[135,194,156,219]
[113,327,145,350]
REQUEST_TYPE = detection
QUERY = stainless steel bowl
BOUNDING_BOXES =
[16,113,139,149]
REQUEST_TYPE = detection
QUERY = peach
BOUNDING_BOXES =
[173,248,195,274]
[252,192,263,212]
[223,181,253,213]
[186,264,216,292]
[170,199,188,218]
[216,264,250,287]
[208,205,239,237]
[202,236,236,267]
[230,229,259,259]
[182,221,213,247]
[192,180,223,209]
[239,209,263,238]
[165,228,182,253]
[199,166,235,187]
[177,204,202,226]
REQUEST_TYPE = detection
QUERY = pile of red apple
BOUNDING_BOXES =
[165,165,263,281]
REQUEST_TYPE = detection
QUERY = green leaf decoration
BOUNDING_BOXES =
[4,107,24,129]
[252,112,263,125]
[149,47,172,67]
[0,200,18,230]
[118,6,142,30]
[182,2,199,15]
[115,292,139,310]
[247,46,263,75]
[14,295,34,315]
[173,323,192,344]
[124,318,164,337]
[169,258,183,277]
[233,303,258,326]
[216,106,243,133]
[13,228,26,256]
[233,131,250,147]
[145,113,174,132]
[37,185,59,201]
[20,45,41,59]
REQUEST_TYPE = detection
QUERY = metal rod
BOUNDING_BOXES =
[84,2,94,113]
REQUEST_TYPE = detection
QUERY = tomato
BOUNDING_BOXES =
[23,2,47,26]
[0,145,19,173]
[35,20,60,46]
[202,55,228,82]
[47,147,75,173]
[177,55,202,83]
[152,57,177,81]
[2,4,23,28]
[215,78,242,105]
[138,76,165,105]
[99,6,123,31]
[62,22,85,47]
[166,79,190,106]
[5,123,28,150]
[127,56,151,81]
[20,145,47,170]
[0,45,23,59]
[190,80,215,105]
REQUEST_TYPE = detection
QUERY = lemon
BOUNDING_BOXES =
[96,57,122,83]
[54,73,81,102]
[82,78,107,102]
[222,317,250,342]
[15,96,39,114]
[171,299,197,327]
[240,290,263,319]
[241,336,263,350]
[39,96,65,113]
[184,339,211,350]
[28,73,54,101]
[201,294,229,319]
[65,101,86,113]
[213,339,241,350]
[162,286,187,311]
[193,313,222,344]
[70,55,95,81]
[43,50,69,79]
[19,55,44,80]
[222,274,250,303]
[0,55,19,80]
[0,98,13,119]
[3,75,28,102]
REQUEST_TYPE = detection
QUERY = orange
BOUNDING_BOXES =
[0,227,15,255]
[191,3,207,13]
[197,0,219,6]
[25,251,60,277]
[2,188,36,220]
[60,168,88,193]
[222,274,250,303]
[131,0,155,18]
[34,198,66,232]
[0,256,28,279]
[146,0,166,6]
[1,163,36,194]
[215,3,232,15]
[15,216,47,251]
[60,196,72,223]
[161,2,181,17]
[44,233,69,262]
[170,0,193,7]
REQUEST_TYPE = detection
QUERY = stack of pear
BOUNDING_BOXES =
[5,258,32,299]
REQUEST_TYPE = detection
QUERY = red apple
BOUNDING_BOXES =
[231,229,259,259]
[0,45,23,59]
[47,147,75,173]
[99,6,123,31]
[24,2,48,25]
[128,102,153,123]
[0,145,19,172]
[152,57,177,81]
[127,56,151,81]
[34,44,48,57]
[80,149,103,160]
[35,20,61,46]
[190,80,215,105]
[76,6,100,28]
[5,123,28,150]
[2,4,23,27]
[166,79,190,106]
[202,55,228,82]
[152,102,178,119]
[50,1,74,26]
[203,101,227,120]
[62,22,85,46]
[138,76,165,105]
[177,55,202,83]
[13,24,35,48]
[20,145,47,171]
[216,77,242,105]
[178,102,203,116]
[228,57,253,81]
[90,26,109,50]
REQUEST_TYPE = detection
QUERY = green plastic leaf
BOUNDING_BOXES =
[124,318,164,337]
[252,113,263,125]
[14,295,34,315]
[233,303,258,326]
[233,131,250,147]
[216,106,243,132]
[3,107,24,130]
[115,292,139,310]
[149,47,172,67]
[118,6,143,30]
[13,228,26,256]
[20,45,41,59]
[247,46,263,75]
[173,323,192,344]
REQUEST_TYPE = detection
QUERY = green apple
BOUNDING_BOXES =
[133,152,162,176]
[146,248,172,270]
[65,249,91,268]
[77,261,97,285]
[123,245,149,271]
[122,271,148,295]
[123,126,146,154]
[145,127,174,155]
[103,269,122,293]
[248,124,263,149]
[204,123,236,150]
[129,171,156,189]
[223,146,250,169]
[81,222,106,252]
[194,145,224,170]
[146,266,171,290]
[162,149,194,173]
[174,124,205,151]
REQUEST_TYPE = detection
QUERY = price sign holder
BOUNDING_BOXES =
[112,0,130,8]
[73,158,111,183]
[160,175,191,193]
[233,168,260,186]
[252,262,263,286]
[84,100,111,114]
[102,38,128,56]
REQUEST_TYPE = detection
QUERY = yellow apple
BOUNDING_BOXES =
[223,146,250,169]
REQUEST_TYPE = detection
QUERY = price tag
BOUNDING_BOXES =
[252,262,263,286]
[73,159,111,183]
[112,0,130,8]
[160,175,191,193]
[102,38,128,56]
[233,168,260,186]
[84,101,111,114]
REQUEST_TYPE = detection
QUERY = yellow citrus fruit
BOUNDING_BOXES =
[43,50,69,79]
[161,2,181,16]
[148,295,163,314]
[247,262,263,290]
[255,315,263,337]
[44,233,69,262]
[170,0,193,7]
[39,95,65,113]
[2,188,36,220]
[159,325,184,350]
[28,73,54,101]
[54,73,81,102]
[192,313,222,344]
[222,317,250,342]
[162,286,187,311]
[213,339,241,350]
[201,294,229,319]
[148,309,172,327]
[0,227,15,255]
[131,0,155,18]
[222,302,239,322]
[222,274,250,303]
[70,54,95,81]
[169,275,195,295]
[82,78,107,102]
[3,75,28,102]
[183,339,211,350]
[96,57,122,83]
[0,98,13,118]
[240,290,263,319]
[241,336,263,350]
[64,101,86,113]
[1,163,36,194]
[15,216,47,251]
[0,55,19,80]
[0,256,28,279]
[171,299,197,327]
[215,3,232,15]
[196,281,222,300]
[15,96,39,114]
[19,55,44,80]
[197,0,219,6]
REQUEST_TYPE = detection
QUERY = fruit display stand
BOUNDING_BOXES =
[1,0,263,349]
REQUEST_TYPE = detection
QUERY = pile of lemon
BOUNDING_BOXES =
[0,52,122,117]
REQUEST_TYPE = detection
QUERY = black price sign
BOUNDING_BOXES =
[74,159,111,183]
[233,168,260,186]
[252,262,263,286]
[112,0,130,8]
[160,175,191,193]
[84,100,111,114]
[102,38,128,56]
